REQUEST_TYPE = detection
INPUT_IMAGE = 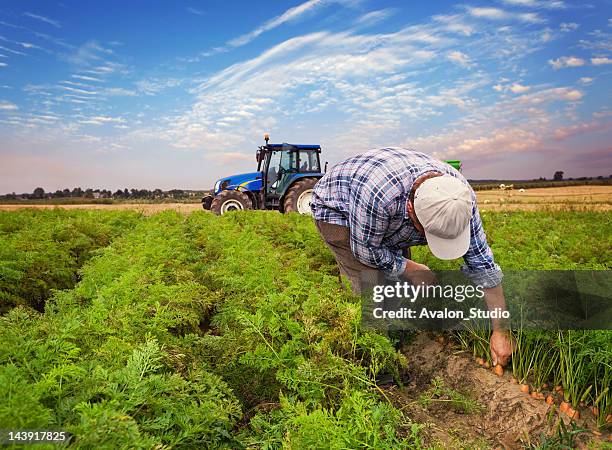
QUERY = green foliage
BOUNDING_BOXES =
[419,377,483,414]
[0,208,609,447]
[0,209,140,312]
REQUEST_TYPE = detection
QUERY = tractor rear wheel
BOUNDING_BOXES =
[284,178,317,215]
[211,190,252,215]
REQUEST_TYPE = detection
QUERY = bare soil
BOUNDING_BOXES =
[385,333,610,449]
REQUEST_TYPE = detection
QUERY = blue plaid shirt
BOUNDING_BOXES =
[311,147,502,288]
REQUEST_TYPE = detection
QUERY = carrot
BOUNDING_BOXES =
[554,385,563,392]
[546,395,554,405]
[591,406,599,416]
[606,414,612,424]
[564,407,579,420]
[520,384,530,393]
[509,377,517,384]
[484,361,490,369]
[493,364,504,377]
[559,401,570,413]
[475,357,484,366]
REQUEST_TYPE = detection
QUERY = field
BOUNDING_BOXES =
[2,185,610,214]
[0,205,610,448]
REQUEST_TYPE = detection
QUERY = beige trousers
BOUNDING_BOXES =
[315,220,411,294]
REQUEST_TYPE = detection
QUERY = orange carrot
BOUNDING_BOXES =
[494,364,504,377]
[520,384,530,393]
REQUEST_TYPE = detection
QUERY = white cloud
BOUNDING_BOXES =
[501,0,565,8]
[560,22,578,32]
[79,115,125,125]
[515,86,582,103]
[72,74,103,82]
[466,7,543,23]
[540,28,553,42]
[0,62,7,68]
[0,100,18,110]
[591,57,612,65]
[447,50,471,67]
[509,83,530,93]
[65,41,114,66]
[0,45,26,56]
[135,78,183,95]
[354,9,396,26]
[186,7,205,16]
[579,77,594,85]
[23,12,61,28]
[432,14,474,36]
[548,56,585,69]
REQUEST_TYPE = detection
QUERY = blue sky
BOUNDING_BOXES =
[0,0,610,192]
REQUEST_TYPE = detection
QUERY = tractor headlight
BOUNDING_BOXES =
[214,180,221,193]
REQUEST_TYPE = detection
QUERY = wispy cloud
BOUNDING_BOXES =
[65,40,113,66]
[500,0,565,9]
[354,8,396,26]
[186,7,205,16]
[466,7,543,23]
[195,0,346,59]
[0,45,26,56]
[0,100,18,110]
[548,56,585,69]
[23,12,61,29]
[591,56,612,65]
[559,22,578,31]
[0,62,7,68]
[79,115,125,125]
[509,83,530,93]
[72,74,103,82]
[447,50,472,67]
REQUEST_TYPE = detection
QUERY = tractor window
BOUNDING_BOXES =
[298,151,320,172]
[267,150,295,189]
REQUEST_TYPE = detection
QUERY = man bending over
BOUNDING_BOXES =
[311,147,513,366]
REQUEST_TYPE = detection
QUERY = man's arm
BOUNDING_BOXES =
[483,284,513,366]
[462,203,513,366]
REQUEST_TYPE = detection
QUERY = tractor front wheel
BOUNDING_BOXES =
[284,178,317,215]
[211,190,252,215]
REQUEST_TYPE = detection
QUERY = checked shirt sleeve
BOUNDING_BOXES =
[461,204,503,288]
[347,179,407,280]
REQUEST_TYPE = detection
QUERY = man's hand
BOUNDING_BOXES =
[404,260,437,286]
[490,330,514,366]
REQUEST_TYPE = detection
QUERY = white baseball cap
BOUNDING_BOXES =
[413,175,473,260]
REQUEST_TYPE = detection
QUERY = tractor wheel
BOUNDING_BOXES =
[201,195,213,210]
[211,190,252,215]
[284,178,317,215]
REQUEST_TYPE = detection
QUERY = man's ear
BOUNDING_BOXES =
[406,200,414,216]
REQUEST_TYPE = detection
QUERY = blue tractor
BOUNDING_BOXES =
[202,134,325,215]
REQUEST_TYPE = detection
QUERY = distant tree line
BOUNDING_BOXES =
[0,187,207,201]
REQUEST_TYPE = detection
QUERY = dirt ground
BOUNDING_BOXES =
[387,333,609,449]
[1,185,610,213]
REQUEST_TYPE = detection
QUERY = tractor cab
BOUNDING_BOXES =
[256,134,323,211]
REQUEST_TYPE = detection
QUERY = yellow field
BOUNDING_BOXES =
[476,185,612,211]
[0,185,610,213]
